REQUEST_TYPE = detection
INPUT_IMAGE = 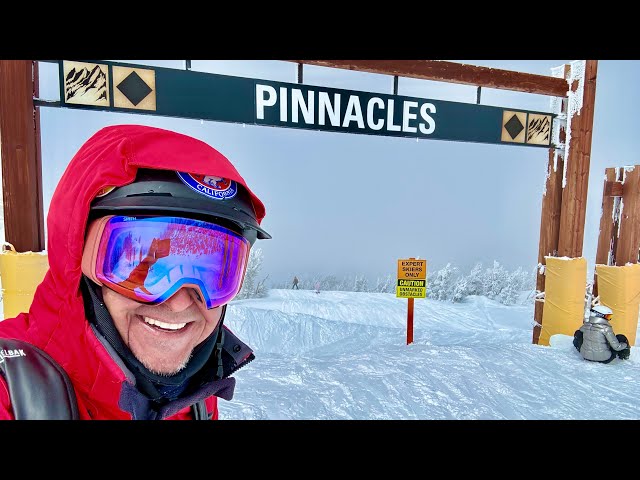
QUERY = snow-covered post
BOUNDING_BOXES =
[594,166,640,296]
[612,167,640,265]
[533,60,598,345]
[597,168,624,263]
[557,60,598,257]
[533,64,570,344]
[593,167,623,297]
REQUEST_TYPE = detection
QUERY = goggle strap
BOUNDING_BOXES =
[81,216,114,286]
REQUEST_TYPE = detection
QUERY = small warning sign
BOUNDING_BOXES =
[396,285,426,298]
[397,259,426,279]
[397,279,426,288]
[397,259,427,298]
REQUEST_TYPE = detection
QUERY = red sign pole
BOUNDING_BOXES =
[407,297,414,345]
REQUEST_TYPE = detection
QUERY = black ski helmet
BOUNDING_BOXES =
[89,168,271,246]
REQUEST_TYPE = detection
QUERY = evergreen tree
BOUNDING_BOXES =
[354,274,368,292]
[374,274,395,293]
[499,273,520,305]
[236,248,268,299]
[321,274,340,291]
[428,263,458,301]
[452,276,468,303]
[465,262,484,296]
[483,261,508,300]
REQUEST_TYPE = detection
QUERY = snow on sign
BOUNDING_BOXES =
[397,259,427,298]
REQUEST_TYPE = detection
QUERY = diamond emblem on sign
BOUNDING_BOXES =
[504,114,525,140]
[116,71,152,106]
[501,110,527,143]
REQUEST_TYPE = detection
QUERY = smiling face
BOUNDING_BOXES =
[102,286,223,375]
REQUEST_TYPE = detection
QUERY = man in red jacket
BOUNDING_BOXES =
[0,124,271,419]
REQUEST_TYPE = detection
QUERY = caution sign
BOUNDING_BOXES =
[397,284,426,298]
[397,259,426,279]
[397,259,427,298]
[397,279,425,288]
[113,66,156,111]
[397,279,426,298]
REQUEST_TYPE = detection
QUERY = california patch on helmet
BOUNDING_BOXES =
[88,168,271,245]
[177,172,238,200]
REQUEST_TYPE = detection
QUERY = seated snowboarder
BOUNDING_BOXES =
[573,304,631,364]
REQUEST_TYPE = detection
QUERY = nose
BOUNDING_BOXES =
[162,287,196,312]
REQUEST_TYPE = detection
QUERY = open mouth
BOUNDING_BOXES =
[142,315,188,332]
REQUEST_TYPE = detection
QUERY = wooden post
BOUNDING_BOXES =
[615,167,640,265]
[33,62,44,250]
[534,61,597,344]
[0,60,44,252]
[532,64,569,344]
[593,168,622,297]
[557,60,598,258]
[533,148,565,344]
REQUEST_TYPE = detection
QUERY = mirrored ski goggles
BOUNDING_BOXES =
[82,215,250,309]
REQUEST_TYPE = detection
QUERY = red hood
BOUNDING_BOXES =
[48,124,266,286]
[0,124,266,418]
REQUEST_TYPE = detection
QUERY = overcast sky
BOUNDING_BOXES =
[13,59,640,285]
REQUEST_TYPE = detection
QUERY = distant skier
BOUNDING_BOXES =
[292,276,299,290]
[315,282,320,294]
[573,304,630,363]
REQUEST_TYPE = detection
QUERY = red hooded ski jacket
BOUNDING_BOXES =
[0,125,265,419]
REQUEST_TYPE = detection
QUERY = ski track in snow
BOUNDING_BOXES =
[218,289,640,420]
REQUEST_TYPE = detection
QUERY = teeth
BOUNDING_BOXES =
[143,316,187,331]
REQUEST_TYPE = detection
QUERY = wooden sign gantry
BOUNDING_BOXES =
[291,61,597,345]
[0,60,598,345]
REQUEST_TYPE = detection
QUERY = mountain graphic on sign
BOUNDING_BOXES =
[65,65,107,103]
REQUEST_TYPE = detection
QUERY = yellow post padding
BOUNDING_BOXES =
[539,256,587,346]
[0,243,49,320]
[595,264,640,346]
